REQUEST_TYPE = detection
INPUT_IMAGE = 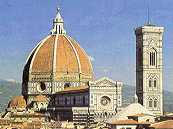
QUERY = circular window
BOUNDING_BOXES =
[64,83,71,88]
[100,96,111,106]
[40,82,46,91]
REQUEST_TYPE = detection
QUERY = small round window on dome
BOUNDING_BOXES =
[40,82,46,91]
[64,83,70,88]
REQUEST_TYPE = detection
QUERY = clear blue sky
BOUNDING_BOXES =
[0,0,173,91]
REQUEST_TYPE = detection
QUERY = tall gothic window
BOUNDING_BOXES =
[149,99,153,108]
[154,80,157,88]
[73,97,76,105]
[149,49,157,66]
[65,97,68,105]
[83,96,85,105]
[59,25,61,34]
[154,99,158,108]
[149,80,152,87]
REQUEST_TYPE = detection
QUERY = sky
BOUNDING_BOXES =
[0,0,173,92]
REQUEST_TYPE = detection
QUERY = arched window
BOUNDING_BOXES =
[65,97,68,105]
[149,49,157,66]
[150,52,152,65]
[154,99,158,108]
[59,25,61,34]
[40,82,46,91]
[154,80,157,88]
[149,99,153,108]
[73,97,76,105]
[83,96,85,105]
[149,80,152,87]
[64,83,70,88]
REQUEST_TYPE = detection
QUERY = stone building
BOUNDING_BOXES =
[135,24,164,116]
[47,77,122,123]
[20,8,123,124]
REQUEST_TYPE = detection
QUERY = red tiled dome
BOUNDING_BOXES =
[8,96,27,109]
[23,34,93,80]
[31,35,93,77]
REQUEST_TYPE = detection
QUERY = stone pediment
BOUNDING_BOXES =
[90,77,116,87]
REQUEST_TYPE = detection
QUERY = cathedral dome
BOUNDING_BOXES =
[28,34,93,79]
[23,34,93,83]
[22,8,93,95]
[8,96,27,109]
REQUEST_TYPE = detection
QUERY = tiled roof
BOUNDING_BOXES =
[0,118,23,127]
[0,118,43,128]
[150,120,173,128]
[68,36,93,75]
[8,96,26,109]
[11,112,45,117]
[109,119,150,125]
[128,113,153,117]
[22,121,42,129]
[56,86,89,94]
[32,35,55,73]
[27,34,93,81]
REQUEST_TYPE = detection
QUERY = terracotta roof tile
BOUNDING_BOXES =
[109,119,150,125]
[57,86,89,94]
[27,34,93,82]
[150,120,173,128]
[32,35,55,73]
[56,35,79,74]
[8,96,26,109]
[128,113,153,117]
[68,36,93,76]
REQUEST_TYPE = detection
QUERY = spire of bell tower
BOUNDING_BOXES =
[51,6,66,35]
[145,0,155,26]
[146,3,152,25]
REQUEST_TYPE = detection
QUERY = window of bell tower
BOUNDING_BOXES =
[154,80,157,88]
[149,80,152,87]
[149,99,153,108]
[149,49,157,66]
[154,99,158,108]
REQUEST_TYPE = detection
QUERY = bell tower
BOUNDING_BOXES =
[135,24,164,116]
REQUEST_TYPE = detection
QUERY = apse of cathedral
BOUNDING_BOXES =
[18,8,123,123]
